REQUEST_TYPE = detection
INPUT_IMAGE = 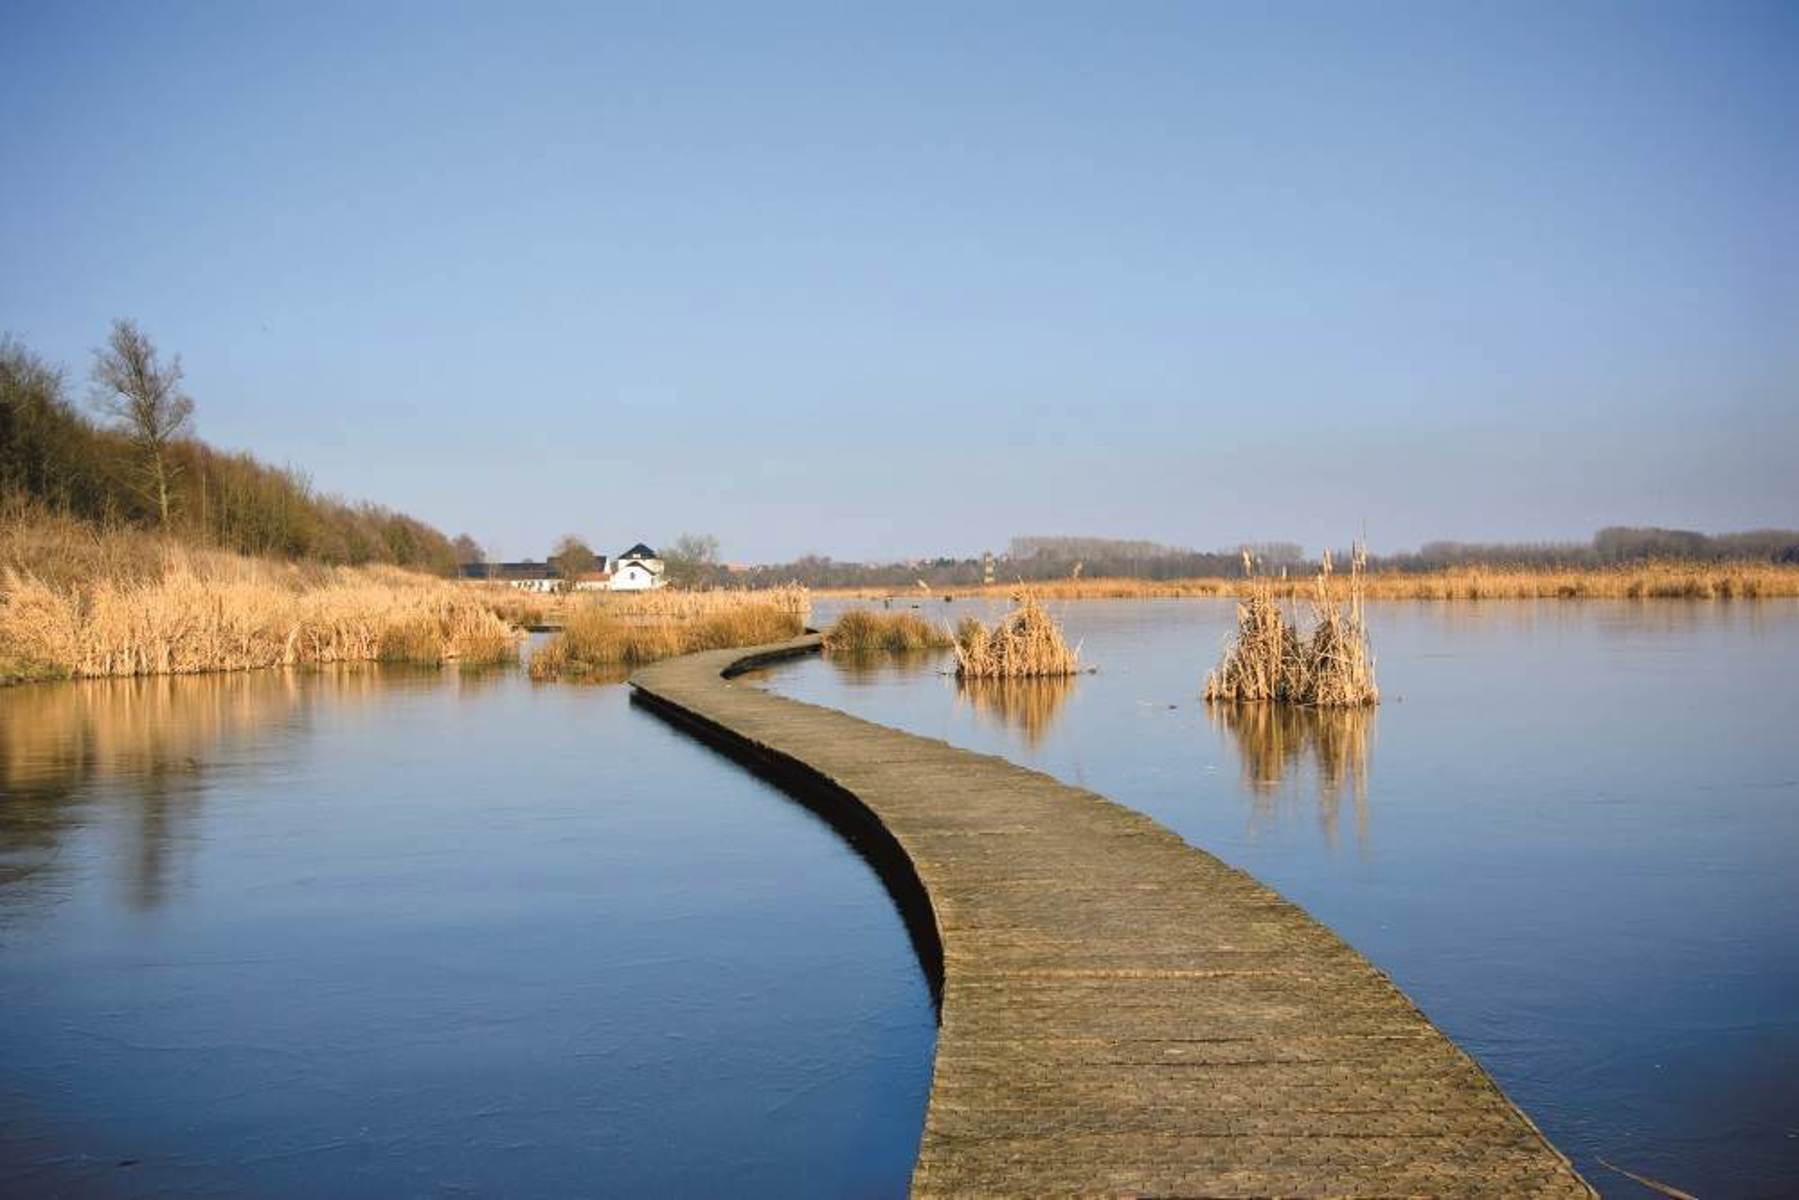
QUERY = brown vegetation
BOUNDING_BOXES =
[527,591,808,681]
[953,595,1081,678]
[823,608,953,654]
[1,504,517,684]
[1204,551,1379,707]
[821,561,1799,602]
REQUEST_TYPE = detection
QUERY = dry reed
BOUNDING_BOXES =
[823,608,953,654]
[1,511,519,682]
[953,595,1081,678]
[528,597,806,681]
[819,561,1799,601]
[1204,550,1379,706]
[482,584,810,630]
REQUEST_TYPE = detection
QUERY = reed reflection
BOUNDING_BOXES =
[823,650,946,685]
[1208,702,1375,850]
[0,670,337,911]
[956,674,1076,748]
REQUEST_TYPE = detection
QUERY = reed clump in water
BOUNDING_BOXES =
[823,609,952,654]
[953,594,1081,678]
[1204,549,1379,706]
[528,598,805,681]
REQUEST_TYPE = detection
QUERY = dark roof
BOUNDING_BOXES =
[620,543,658,559]
[458,561,557,581]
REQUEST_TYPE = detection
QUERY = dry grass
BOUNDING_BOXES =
[823,608,953,654]
[953,595,1081,678]
[1204,551,1379,707]
[1,507,519,682]
[528,596,806,681]
[820,562,1799,601]
[471,583,810,631]
[466,586,552,630]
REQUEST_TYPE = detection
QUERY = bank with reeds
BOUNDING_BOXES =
[819,561,1799,602]
[1,507,518,684]
[527,588,809,681]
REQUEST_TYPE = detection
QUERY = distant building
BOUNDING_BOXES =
[611,542,666,591]
[458,557,611,592]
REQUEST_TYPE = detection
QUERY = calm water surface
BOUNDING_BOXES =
[0,663,935,1196]
[756,597,1799,1199]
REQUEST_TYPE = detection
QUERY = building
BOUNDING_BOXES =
[611,543,666,591]
[458,557,611,592]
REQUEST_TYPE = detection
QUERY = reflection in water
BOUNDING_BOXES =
[0,670,335,910]
[1208,701,1374,850]
[1,664,937,1197]
[823,649,946,685]
[957,675,1075,747]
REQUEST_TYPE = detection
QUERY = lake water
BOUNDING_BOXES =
[745,597,1799,1198]
[0,663,935,1197]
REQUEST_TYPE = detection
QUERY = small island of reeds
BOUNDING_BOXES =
[822,609,953,655]
[954,595,1081,678]
[1204,549,1379,707]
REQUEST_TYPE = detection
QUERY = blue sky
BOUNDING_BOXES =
[3,1,1793,562]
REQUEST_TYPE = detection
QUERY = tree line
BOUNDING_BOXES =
[2,323,462,572]
[728,527,1799,590]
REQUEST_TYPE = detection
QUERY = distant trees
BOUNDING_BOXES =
[451,533,485,566]
[1,326,460,572]
[1376,528,1799,571]
[664,532,721,587]
[724,526,1799,590]
[549,534,597,587]
[90,320,193,526]
[1005,536,1246,582]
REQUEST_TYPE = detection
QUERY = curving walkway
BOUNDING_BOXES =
[630,636,1592,1198]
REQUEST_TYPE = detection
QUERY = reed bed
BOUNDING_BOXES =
[953,595,1081,678]
[528,598,805,681]
[596,585,810,621]
[820,561,1799,601]
[823,608,953,654]
[1,517,519,683]
[1204,551,1379,707]
[474,583,810,631]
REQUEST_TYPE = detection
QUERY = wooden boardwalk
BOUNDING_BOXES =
[631,637,1592,1198]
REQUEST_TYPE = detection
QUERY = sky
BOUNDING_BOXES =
[2,1,1794,563]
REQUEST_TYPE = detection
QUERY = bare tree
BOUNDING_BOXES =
[549,533,597,589]
[451,533,485,566]
[90,319,193,526]
[665,532,721,588]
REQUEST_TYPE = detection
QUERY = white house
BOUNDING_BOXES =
[610,542,666,591]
